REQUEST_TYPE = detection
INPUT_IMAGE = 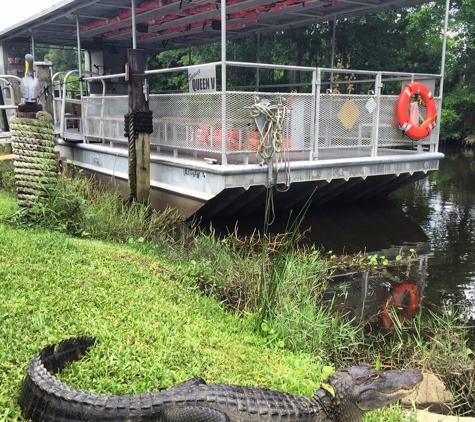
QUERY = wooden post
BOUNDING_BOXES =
[35,61,54,116]
[127,48,150,203]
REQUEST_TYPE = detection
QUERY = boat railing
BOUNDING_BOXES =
[60,62,441,164]
[52,70,105,141]
[0,75,21,106]
[314,68,442,159]
[0,75,21,137]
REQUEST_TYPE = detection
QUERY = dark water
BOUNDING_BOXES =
[210,146,475,345]
[390,147,475,326]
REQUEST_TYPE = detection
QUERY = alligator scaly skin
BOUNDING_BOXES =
[19,337,423,422]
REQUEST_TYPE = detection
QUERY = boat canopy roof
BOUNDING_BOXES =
[0,0,430,53]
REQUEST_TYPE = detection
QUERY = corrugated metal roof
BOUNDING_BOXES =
[0,0,429,52]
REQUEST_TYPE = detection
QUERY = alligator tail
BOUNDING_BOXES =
[38,337,96,374]
[18,337,103,422]
[19,338,167,422]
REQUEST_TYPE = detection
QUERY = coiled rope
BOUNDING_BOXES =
[10,111,57,208]
[250,95,291,192]
[249,95,292,226]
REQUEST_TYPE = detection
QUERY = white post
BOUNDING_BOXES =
[221,0,227,165]
[30,31,35,60]
[439,0,450,97]
[256,30,260,91]
[75,16,82,81]
[131,0,137,49]
[435,0,450,153]
[313,68,321,160]
[371,72,383,157]
[75,14,84,104]
[330,16,336,91]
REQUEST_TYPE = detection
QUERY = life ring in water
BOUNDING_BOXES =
[397,82,437,140]
[381,282,420,330]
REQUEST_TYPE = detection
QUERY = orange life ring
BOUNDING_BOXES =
[381,283,420,330]
[397,82,437,140]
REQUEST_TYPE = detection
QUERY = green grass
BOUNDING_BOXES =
[0,191,414,421]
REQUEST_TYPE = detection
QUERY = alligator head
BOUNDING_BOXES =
[317,364,423,422]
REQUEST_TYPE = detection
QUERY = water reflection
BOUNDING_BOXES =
[325,257,429,331]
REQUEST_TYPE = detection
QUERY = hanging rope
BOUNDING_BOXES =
[10,112,57,208]
[250,95,292,193]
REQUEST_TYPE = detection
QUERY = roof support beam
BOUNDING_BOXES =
[221,0,227,166]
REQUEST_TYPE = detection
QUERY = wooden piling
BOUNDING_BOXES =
[127,49,150,204]
[35,61,54,116]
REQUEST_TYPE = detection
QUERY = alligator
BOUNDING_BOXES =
[19,337,422,422]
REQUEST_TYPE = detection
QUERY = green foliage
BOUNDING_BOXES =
[148,49,191,92]
[10,170,181,243]
[0,149,14,194]
[0,161,12,191]
[256,194,317,329]
[0,189,422,421]
[45,48,79,72]
[45,47,84,97]
[440,108,463,141]
[442,89,475,140]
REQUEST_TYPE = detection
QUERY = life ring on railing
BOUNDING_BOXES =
[212,129,243,150]
[397,82,437,140]
[381,282,420,330]
[188,125,210,147]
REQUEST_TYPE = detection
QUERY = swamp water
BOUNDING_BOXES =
[211,146,475,346]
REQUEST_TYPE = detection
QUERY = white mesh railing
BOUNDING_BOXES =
[318,94,440,149]
[149,92,314,154]
[82,95,128,143]
[76,63,442,160]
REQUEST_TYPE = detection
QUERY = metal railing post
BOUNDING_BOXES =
[312,68,321,160]
[60,71,74,138]
[371,72,383,157]
[75,15,83,97]
[221,0,228,166]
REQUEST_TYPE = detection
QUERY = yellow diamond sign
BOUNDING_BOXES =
[337,98,361,130]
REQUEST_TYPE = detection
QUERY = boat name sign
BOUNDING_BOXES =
[188,64,216,93]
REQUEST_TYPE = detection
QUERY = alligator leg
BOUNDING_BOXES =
[170,377,207,390]
[163,406,229,422]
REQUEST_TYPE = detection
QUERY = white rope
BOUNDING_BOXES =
[250,95,291,192]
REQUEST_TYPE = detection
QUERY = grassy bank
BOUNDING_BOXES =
[0,189,412,422]
[0,195,322,418]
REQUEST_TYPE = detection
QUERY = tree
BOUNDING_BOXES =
[45,48,80,72]
[440,0,475,141]
[148,48,191,92]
